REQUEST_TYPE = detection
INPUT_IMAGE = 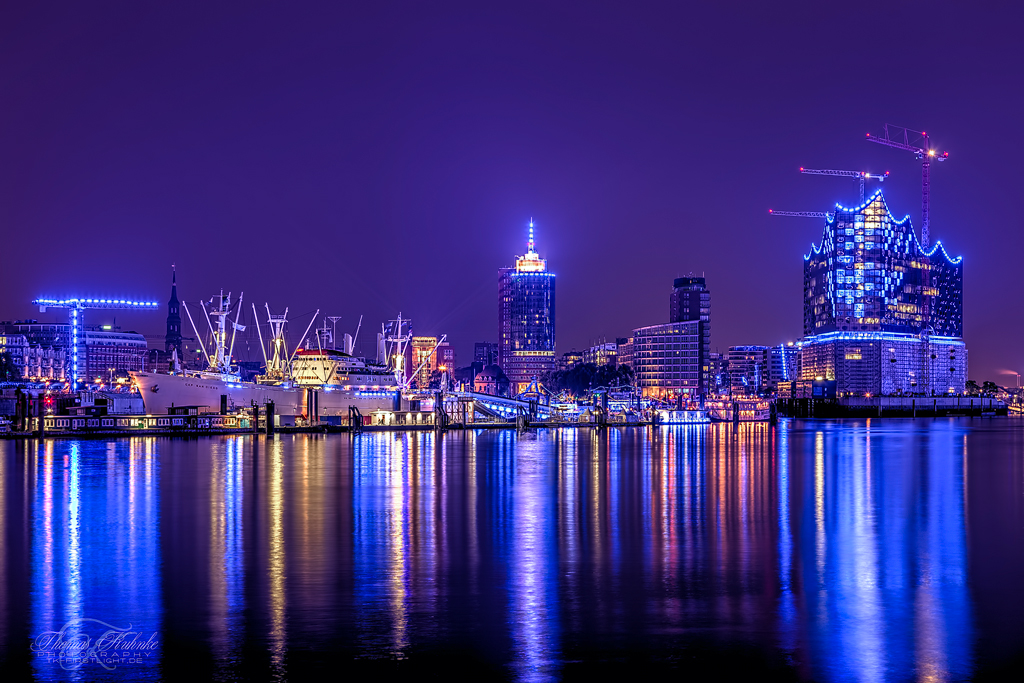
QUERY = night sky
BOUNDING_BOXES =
[1,2,1021,383]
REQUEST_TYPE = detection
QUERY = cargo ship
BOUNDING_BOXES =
[131,291,402,417]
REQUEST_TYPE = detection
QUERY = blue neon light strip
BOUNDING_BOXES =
[34,298,159,307]
[802,191,961,265]
[800,331,965,345]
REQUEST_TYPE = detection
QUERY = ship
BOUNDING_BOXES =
[131,291,407,418]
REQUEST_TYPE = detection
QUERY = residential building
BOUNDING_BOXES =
[83,329,148,382]
[727,346,770,395]
[669,276,712,394]
[631,320,703,400]
[615,337,633,369]
[498,221,556,393]
[583,340,617,366]
[556,350,583,372]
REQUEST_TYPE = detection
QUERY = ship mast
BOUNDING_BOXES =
[384,313,413,387]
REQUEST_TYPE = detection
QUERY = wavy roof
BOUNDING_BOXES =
[803,190,962,265]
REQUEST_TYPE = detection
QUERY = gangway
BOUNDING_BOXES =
[443,391,557,422]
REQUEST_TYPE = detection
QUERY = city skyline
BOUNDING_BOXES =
[0,3,1021,383]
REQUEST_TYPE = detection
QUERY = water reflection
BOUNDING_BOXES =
[0,421,1021,679]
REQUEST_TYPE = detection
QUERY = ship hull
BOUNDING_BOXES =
[131,372,396,417]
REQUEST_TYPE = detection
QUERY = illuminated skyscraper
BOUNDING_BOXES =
[498,221,556,394]
[799,191,967,395]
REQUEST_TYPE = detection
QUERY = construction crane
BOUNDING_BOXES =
[33,297,160,389]
[866,124,948,248]
[768,209,832,219]
[799,167,889,203]
[769,167,887,219]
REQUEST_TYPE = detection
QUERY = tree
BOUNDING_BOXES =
[964,380,980,396]
[982,381,999,397]
[0,352,20,382]
[542,363,634,398]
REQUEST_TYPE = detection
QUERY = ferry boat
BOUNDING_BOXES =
[656,408,711,424]
[131,292,402,418]
[705,397,773,422]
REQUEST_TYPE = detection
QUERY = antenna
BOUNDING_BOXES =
[327,316,343,351]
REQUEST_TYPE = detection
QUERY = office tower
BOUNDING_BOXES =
[800,191,966,395]
[498,221,556,394]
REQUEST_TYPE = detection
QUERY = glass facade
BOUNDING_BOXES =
[498,231,556,393]
[800,192,967,396]
[804,191,962,336]
[631,321,703,398]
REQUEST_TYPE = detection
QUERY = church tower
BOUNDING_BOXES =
[165,266,182,356]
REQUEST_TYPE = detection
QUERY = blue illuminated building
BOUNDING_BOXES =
[799,191,967,396]
[498,222,556,394]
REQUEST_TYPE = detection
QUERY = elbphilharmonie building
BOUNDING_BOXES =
[799,191,967,396]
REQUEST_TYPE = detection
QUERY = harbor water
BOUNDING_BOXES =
[1,420,1023,681]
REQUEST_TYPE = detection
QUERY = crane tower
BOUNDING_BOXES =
[866,125,948,248]
[33,297,159,389]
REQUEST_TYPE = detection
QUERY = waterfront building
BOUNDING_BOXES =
[2,320,71,351]
[498,221,556,394]
[631,320,703,400]
[669,276,712,394]
[583,340,618,366]
[436,341,456,374]
[83,328,148,382]
[556,350,583,372]
[409,336,438,389]
[767,343,800,391]
[708,351,726,393]
[799,191,967,395]
[727,345,770,395]
[473,341,498,366]
[0,327,67,381]
[165,268,182,356]
[616,337,633,369]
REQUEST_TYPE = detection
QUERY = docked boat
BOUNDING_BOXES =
[656,408,711,424]
[705,397,773,422]
[131,291,401,418]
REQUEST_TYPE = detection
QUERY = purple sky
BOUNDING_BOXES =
[1,2,1021,382]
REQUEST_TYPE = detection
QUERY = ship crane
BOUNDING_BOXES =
[33,296,159,389]
[799,167,889,203]
[866,124,948,248]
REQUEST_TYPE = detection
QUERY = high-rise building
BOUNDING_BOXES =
[668,276,711,395]
[165,267,182,356]
[498,221,556,393]
[799,191,967,395]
